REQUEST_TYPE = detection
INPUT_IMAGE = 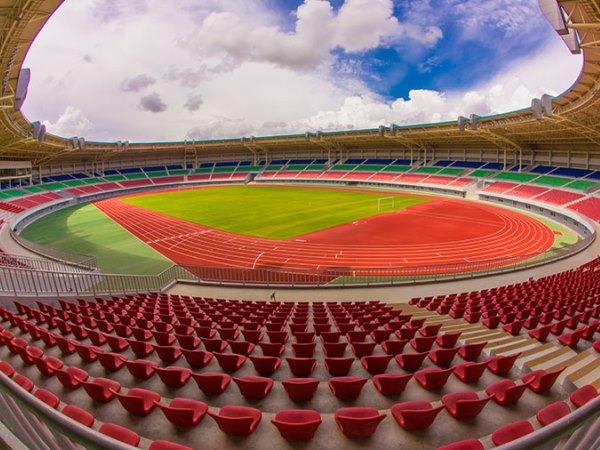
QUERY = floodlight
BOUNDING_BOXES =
[379,125,385,136]
[560,27,581,54]
[78,137,85,150]
[531,98,543,119]
[541,94,553,117]
[32,121,46,141]
[457,116,468,132]
[390,124,398,136]
[71,137,79,149]
[469,114,481,130]
[537,0,568,34]
[14,69,30,110]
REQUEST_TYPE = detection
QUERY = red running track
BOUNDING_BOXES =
[94,192,555,276]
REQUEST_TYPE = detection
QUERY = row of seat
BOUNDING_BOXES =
[440,384,599,449]
[3,353,597,448]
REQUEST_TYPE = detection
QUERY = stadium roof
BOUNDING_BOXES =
[0,0,599,166]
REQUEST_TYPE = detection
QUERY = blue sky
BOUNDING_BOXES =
[21,0,582,142]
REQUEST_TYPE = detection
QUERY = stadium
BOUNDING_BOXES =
[0,0,599,449]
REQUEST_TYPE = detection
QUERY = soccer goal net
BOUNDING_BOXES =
[377,196,395,212]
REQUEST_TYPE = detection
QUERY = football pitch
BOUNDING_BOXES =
[121,185,432,239]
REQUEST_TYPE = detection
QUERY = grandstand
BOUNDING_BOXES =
[0,1,600,450]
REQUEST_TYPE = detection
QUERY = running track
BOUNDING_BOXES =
[94,193,556,275]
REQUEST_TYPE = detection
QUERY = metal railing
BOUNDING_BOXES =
[9,229,97,271]
[0,230,595,295]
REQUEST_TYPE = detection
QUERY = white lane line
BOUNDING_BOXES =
[252,252,265,269]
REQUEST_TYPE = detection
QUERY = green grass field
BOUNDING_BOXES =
[20,203,173,275]
[121,185,432,239]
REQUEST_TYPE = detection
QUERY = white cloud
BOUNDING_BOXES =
[182,0,440,71]
[20,0,581,142]
[42,106,93,137]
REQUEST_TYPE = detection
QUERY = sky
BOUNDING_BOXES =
[20,0,583,143]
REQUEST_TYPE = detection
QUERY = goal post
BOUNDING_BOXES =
[377,196,395,212]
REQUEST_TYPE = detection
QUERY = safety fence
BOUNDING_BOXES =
[0,231,595,295]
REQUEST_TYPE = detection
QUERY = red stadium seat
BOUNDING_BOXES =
[370,329,393,343]
[428,347,459,367]
[350,341,377,357]
[322,342,347,357]
[570,384,599,408]
[154,397,208,427]
[155,367,192,387]
[99,423,140,446]
[233,376,274,400]
[62,404,95,427]
[79,377,122,403]
[485,379,531,406]
[457,341,487,361]
[175,334,202,350]
[558,329,584,348]
[528,325,552,342]
[181,349,213,368]
[213,352,247,372]
[324,357,354,376]
[104,334,129,352]
[328,376,369,400]
[372,373,412,396]
[32,355,64,377]
[410,336,437,352]
[96,352,128,372]
[34,388,60,409]
[282,378,320,402]
[190,372,231,395]
[492,420,534,445]
[112,387,161,416]
[360,355,393,374]
[536,401,571,426]
[259,342,285,357]
[395,352,428,371]
[272,409,322,441]
[453,361,490,383]
[419,323,443,337]
[208,405,262,436]
[486,352,521,375]
[54,367,89,389]
[19,346,44,365]
[286,357,317,377]
[414,367,455,390]
[249,355,282,376]
[125,359,159,380]
[128,339,155,357]
[437,439,484,450]
[13,374,34,392]
[436,332,461,348]
[334,407,386,437]
[381,339,408,355]
[320,331,342,343]
[391,401,444,430]
[441,391,494,420]
[201,338,227,353]
[149,440,193,450]
[521,366,566,394]
[291,342,316,357]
